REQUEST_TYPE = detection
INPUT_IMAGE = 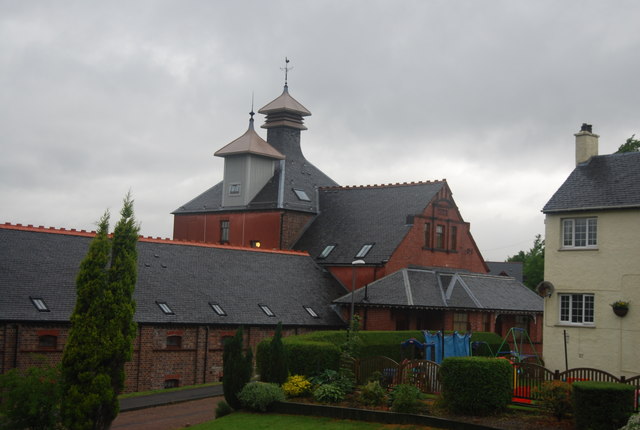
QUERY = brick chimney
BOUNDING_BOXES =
[574,123,599,165]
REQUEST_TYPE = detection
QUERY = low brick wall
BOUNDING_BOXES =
[271,401,498,430]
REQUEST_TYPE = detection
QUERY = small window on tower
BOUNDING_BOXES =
[293,188,311,201]
[228,183,241,195]
[220,220,229,243]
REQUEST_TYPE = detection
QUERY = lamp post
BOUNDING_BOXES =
[350,259,365,331]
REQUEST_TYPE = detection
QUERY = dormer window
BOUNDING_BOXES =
[157,301,174,315]
[259,304,275,317]
[293,188,311,201]
[30,297,49,312]
[210,303,227,316]
[318,245,336,259]
[304,306,319,318]
[228,183,241,195]
[355,243,374,259]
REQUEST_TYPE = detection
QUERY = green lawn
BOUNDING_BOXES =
[188,412,438,430]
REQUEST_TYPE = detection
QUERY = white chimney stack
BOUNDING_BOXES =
[575,123,599,165]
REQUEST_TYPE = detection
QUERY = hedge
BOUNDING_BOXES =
[439,357,512,416]
[573,381,635,430]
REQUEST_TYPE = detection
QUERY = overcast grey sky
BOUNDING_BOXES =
[1,1,638,261]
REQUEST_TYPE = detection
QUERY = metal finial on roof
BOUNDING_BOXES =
[248,92,255,128]
[281,57,293,87]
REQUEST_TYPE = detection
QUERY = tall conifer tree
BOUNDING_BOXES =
[60,194,139,430]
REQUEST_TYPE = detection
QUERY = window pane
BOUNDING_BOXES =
[563,220,573,247]
[587,218,597,246]
[424,223,431,247]
[436,225,444,249]
[571,294,584,323]
[450,226,457,250]
[574,219,587,247]
[584,295,595,323]
[560,295,570,321]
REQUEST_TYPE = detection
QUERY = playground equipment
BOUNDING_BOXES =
[495,327,542,364]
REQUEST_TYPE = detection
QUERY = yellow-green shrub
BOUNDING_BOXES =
[282,375,311,397]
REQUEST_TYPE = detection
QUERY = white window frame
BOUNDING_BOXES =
[30,297,49,312]
[259,304,275,317]
[559,293,595,326]
[355,243,374,259]
[157,301,174,315]
[562,217,597,249]
[210,302,227,316]
[228,183,241,195]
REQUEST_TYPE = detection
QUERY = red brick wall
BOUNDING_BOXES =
[1,322,318,393]
[281,212,314,249]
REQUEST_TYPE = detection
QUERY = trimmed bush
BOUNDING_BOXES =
[573,381,635,430]
[238,382,285,412]
[215,400,233,419]
[285,340,341,376]
[223,327,253,409]
[282,375,312,398]
[439,357,512,416]
[313,383,346,404]
[0,364,62,430]
[358,380,387,406]
[533,380,572,420]
[390,384,423,414]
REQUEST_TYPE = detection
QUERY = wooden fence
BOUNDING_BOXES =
[353,356,640,410]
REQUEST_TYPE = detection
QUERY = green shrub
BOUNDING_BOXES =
[310,369,353,394]
[284,340,341,377]
[282,375,312,398]
[215,400,233,419]
[313,383,346,404]
[533,380,572,420]
[0,364,62,430]
[238,382,285,412]
[390,384,423,414]
[439,357,512,416]
[358,381,387,406]
[258,322,288,384]
[223,327,253,409]
[573,381,635,430]
[620,413,640,430]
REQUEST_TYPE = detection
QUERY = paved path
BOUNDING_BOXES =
[112,385,224,430]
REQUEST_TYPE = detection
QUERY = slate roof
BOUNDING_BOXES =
[486,261,523,283]
[334,267,542,314]
[0,225,346,327]
[214,118,285,159]
[293,181,446,264]
[543,152,640,213]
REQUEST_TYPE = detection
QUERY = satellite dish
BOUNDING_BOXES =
[536,281,555,298]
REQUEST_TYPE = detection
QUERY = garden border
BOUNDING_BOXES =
[271,401,499,430]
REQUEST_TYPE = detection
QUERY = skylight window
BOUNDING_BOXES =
[293,188,311,201]
[318,244,336,259]
[304,306,319,318]
[30,297,49,312]
[210,303,227,316]
[259,304,275,317]
[157,301,174,315]
[355,243,374,258]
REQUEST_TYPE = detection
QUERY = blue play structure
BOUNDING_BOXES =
[401,331,471,364]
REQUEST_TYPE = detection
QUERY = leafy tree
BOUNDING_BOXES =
[507,234,544,290]
[60,193,139,430]
[223,327,253,409]
[616,134,640,153]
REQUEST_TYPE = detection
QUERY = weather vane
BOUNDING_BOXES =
[281,57,293,86]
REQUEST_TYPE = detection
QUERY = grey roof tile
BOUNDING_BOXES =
[294,182,445,264]
[0,227,346,327]
[543,152,640,213]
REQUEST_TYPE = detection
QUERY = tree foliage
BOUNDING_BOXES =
[507,234,544,290]
[60,193,139,430]
[262,322,288,384]
[223,327,253,409]
[616,134,640,153]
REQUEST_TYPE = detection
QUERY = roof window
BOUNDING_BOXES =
[30,297,49,312]
[259,304,275,317]
[293,188,311,201]
[318,244,336,259]
[157,301,174,315]
[355,243,374,258]
[304,306,319,318]
[210,303,227,316]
